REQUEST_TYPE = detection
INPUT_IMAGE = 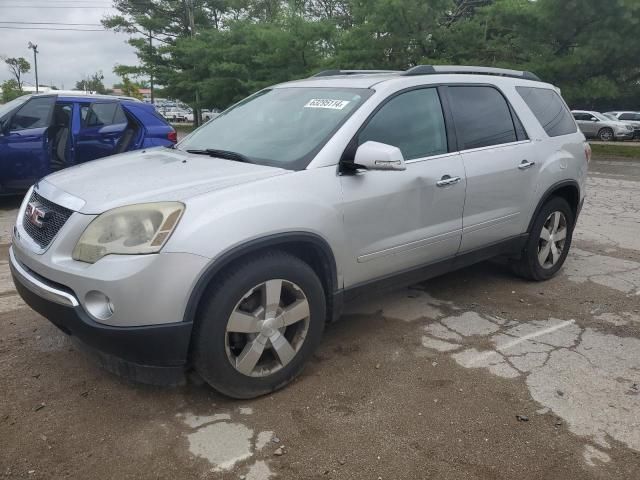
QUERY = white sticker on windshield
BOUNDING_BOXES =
[304,99,350,110]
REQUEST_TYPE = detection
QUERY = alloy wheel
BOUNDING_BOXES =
[225,279,310,377]
[537,211,568,269]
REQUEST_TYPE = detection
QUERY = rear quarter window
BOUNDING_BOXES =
[516,86,577,137]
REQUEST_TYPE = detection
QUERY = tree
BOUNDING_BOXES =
[75,71,109,94]
[2,56,31,91]
[114,73,144,100]
[1,79,22,102]
[103,0,640,111]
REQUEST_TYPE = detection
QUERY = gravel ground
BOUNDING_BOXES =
[1,157,640,479]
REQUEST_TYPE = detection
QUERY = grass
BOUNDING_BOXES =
[590,142,640,160]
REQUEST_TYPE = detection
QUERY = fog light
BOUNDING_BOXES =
[85,291,114,321]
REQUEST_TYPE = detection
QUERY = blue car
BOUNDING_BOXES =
[0,93,177,194]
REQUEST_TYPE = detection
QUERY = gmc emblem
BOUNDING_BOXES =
[25,202,51,228]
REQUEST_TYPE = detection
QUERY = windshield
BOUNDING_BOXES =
[178,87,372,170]
[592,112,611,122]
[0,95,31,119]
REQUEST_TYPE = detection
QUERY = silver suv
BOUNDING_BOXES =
[572,110,635,141]
[11,66,589,398]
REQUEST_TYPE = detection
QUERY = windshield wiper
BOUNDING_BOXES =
[186,148,253,164]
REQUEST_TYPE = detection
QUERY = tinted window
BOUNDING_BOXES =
[359,88,448,160]
[572,113,587,121]
[517,86,577,137]
[10,96,55,130]
[619,113,640,121]
[83,103,127,128]
[448,86,517,150]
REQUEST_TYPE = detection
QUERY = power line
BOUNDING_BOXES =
[0,25,108,31]
[1,5,114,8]
[0,21,103,26]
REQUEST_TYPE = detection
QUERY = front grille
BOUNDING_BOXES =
[22,190,74,249]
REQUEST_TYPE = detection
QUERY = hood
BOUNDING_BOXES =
[43,147,289,214]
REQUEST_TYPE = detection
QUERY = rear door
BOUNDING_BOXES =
[75,101,128,162]
[0,95,56,191]
[446,85,537,252]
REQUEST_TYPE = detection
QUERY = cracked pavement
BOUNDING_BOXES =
[2,156,640,479]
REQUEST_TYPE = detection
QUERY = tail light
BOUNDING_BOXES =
[584,143,592,163]
[167,129,177,143]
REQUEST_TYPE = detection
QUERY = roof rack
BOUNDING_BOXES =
[313,69,401,77]
[402,65,541,82]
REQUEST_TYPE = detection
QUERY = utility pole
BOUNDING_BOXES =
[148,30,154,104]
[185,0,201,127]
[28,42,39,93]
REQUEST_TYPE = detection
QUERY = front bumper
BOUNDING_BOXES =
[10,246,193,385]
[615,131,635,140]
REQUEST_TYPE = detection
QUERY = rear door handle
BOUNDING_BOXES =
[518,160,536,170]
[436,175,462,187]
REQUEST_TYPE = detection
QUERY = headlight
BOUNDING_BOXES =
[73,202,184,263]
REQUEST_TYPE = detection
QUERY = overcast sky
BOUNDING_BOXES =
[0,1,139,88]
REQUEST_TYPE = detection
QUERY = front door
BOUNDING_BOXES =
[573,112,598,137]
[0,95,56,192]
[340,87,466,287]
[445,85,538,252]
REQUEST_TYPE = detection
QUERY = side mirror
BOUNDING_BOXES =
[353,141,406,171]
[590,117,599,122]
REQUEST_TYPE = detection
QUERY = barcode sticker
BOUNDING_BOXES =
[304,99,350,110]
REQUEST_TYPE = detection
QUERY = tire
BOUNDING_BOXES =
[598,127,614,142]
[512,196,575,281]
[193,251,326,399]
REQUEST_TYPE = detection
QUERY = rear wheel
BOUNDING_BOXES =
[193,251,325,399]
[598,127,614,141]
[512,197,575,281]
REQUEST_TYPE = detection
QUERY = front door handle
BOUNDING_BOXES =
[518,160,536,170]
[436,175,462,187]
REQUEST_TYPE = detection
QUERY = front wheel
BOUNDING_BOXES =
[193,251,326,399]
[598,128,614,141]
[512,197,575,281]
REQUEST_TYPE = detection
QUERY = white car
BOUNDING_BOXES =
[605,111,640,139]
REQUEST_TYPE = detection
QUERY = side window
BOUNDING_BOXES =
[572,113,585,121]
[516,86,577,137]
[82,102,127,128]
[619,113,639,121]
[448,86,518,150]
[358,88,448,160]
[10,97,55,130]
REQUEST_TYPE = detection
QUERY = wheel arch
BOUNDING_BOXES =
[597,126,614,139]
[527,180,581,233]
[183,232,339,327]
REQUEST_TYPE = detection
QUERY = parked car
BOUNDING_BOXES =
[604,111,640,139]
[571,110,634,141]
[11,65,588,398]
[0,94,177,194]
[161,107,193,123]
[202,109,221,121]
